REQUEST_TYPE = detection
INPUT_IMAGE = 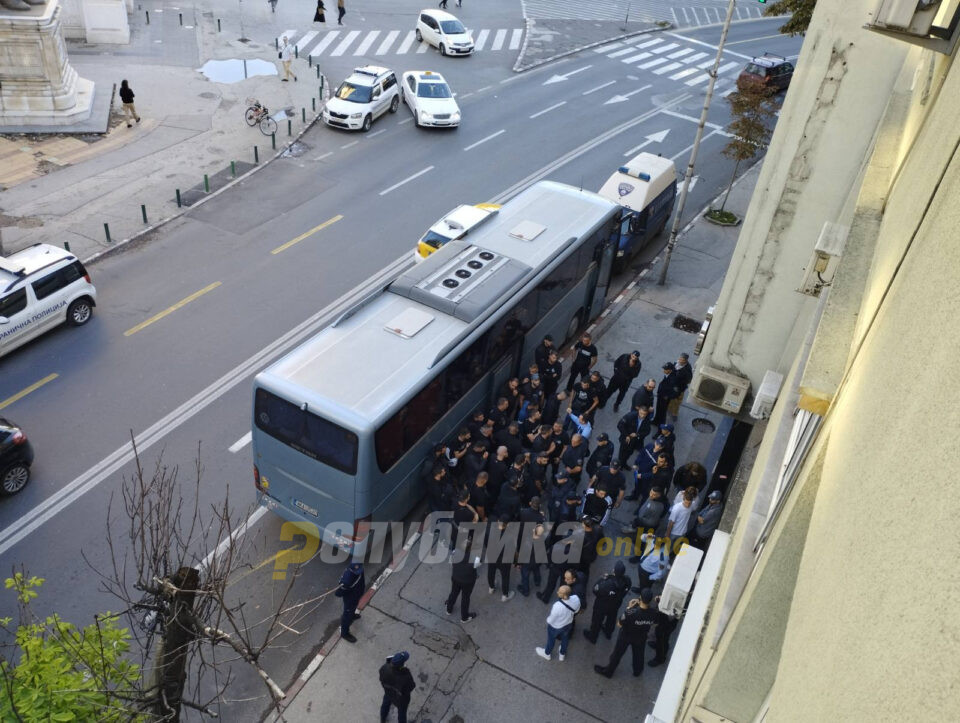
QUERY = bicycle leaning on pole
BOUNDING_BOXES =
[244,98,278,136]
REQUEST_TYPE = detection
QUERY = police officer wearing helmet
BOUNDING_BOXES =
[379,650,416,723]
[583,560,631,643]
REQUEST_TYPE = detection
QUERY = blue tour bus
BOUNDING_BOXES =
[251,181,621,552]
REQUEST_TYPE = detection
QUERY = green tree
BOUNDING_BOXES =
[763,0,817,36]
[715,79,777,216]
[0,573,141,722]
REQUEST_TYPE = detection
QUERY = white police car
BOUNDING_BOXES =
[0,243,97,358]
[323,66,400,132]
[401,71,461,128]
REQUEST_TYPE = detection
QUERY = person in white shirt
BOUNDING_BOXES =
[279,37,297,82]
[535,585,581,661]
[665,486,698,541]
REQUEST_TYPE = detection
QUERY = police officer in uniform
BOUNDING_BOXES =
[594,589,659,678]
[379,650,416,723]
[583,560,631,643]
[335,562,365,643]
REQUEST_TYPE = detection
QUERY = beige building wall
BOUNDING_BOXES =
[676,1,960,721]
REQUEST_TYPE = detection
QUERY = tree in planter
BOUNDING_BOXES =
[712,79,777,221]
[763,0,817,36]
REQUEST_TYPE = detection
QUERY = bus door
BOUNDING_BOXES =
[588,237,616,320]
[489,336,523,407]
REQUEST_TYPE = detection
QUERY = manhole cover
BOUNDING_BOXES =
[692,417,716,433]
[281,141,309,158]
[673,314,701,333]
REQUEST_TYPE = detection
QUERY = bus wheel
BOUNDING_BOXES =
[564,311,582,344]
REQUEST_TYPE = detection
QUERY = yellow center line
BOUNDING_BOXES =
[0,373,59,410]
[271,214,344,255]
[124,281,222,337]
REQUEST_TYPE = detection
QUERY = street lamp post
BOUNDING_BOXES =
[657,0,738,286]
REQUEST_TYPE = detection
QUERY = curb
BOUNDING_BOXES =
[82,77,331,267]
[512,23,671,74]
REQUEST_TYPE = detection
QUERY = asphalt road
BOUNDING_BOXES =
[0,14,800,720]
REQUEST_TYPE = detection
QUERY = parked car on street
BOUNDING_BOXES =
[401,71,461,128]
[416,9,475,56]
[0,243,97,359]
[323,66,400,132]
[0,418,34,496]
[736,53,794,93]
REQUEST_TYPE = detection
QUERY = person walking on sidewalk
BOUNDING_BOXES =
[608,350,642,413]
[335,562,365,643]
[446,553,479,623]
[535,584,580,661]
[379,651,416,723]
[313,0,326,23]
[280,36,297,81]
[594,590,659,678]
[337,0,346,25]
[118,80,141,128]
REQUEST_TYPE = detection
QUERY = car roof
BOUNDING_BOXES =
[0,243,76,291]
[347,65,391,85]
[428,204,494,237]
[749,53,789,68]
[423,8,459,22]
[405,70,447,84]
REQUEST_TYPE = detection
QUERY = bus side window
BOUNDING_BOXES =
[375,378,445,472]
[486,289,537,363]
[536,262,574,318]
[445,334,487,403]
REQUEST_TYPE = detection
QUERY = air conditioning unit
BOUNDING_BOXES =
[872,0,940,35]
[658,543,704,617]
[691,366,751,414]
[750,369,784,420]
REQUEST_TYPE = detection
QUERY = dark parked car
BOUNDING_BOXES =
[736,53,794,93]
[0,418,34,495]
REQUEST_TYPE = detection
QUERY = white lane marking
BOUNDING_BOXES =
[229,431,252,453]
[686,52,709,64]
[376,30,400,55]
[667,48,694,59]
[396,30,416,54]
[0,254,415,558]
[341,140,359,149]
[310,31,340,57]
[367,129,386,138]
[717,61,740,75]
[509,28,523,50]
[697,58,716,68]
[476,85,492,92]
[331,30,362,56]
[463,129,505,151]
[661,108,726,131]
[670,130,720,161]
[379,166,434,196]
[491,29,507,51]
[294,31,318,54]
[398,117,414,124]
[622,52,652,64]
[416,39,430,53]
[653,62,683,75]
[529,101,566,119]
[582,80,616,95]
[475,28,490,50]
[313,151,333,161]
[670,68,701,81]
[639,57,669,70]
[200,506,267,570]
[459,92,474,99]
[664,32,754,60]
[650,42,679,54]
[354,30,380,55]
[608,47,638,58]
[593,41,624,53]
[635,39,662,49]
[686,74,711,86]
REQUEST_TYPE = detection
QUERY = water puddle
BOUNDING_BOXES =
[198,58,277,83]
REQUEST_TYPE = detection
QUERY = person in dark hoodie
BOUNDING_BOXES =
[379,650,416,723]
[335,562,365,643]
[607,350,642,413]
[617,404,653,468]
[583,560,631,643]
[586,432,615,479]
[652,362,681,428]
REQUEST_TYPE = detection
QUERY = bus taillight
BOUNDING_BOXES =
[348,515,372,542]
[253,464,262,491]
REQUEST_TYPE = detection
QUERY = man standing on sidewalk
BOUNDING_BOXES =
[653,362,680,428]
[335,562,365,643]
[566,333,599,392]
[446,552,479,623]
[607,350,642,413]
[594,590,659,678]
[280,37,297,82]
[379,651,416,723]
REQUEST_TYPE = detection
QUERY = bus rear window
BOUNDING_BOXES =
[254,388,358,475]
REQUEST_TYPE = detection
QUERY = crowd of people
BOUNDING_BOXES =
[411,333,725,678]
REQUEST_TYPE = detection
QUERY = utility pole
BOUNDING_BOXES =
[658,0,738,285]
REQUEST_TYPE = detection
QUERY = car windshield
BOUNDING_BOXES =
[440,20,465,34]
[421,230,453,249]
[743,63,768,77]
[418,82,452,99]
[335,81,373,103]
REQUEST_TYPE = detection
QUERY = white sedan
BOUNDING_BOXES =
[401,71,461,128]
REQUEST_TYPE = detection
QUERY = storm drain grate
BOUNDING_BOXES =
[691,417,716,433]
[673,314,701,333]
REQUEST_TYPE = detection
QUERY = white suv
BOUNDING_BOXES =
[0,244,97,358]
[416,9,474,56]
[323,66,400,132]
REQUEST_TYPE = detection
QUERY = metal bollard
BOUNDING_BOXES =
[145,10,149,24]
[254,145,259,163]
[178,12,182,25]
[309,56,312,68]
[316,64,320,79]
[176,188,182,207]
[295,46,298,59]
[302,107,306,123]
[231,160,236,177]
[275,38,278,50]
[217,18,221,32]
[312,97,316,112]
[63,241,71,252]
[320,77,325,96]
[104,223,112,243]
[203,174,210,193]
[141,204,148,223]
[287,119,292,136]
[271,132,276,150]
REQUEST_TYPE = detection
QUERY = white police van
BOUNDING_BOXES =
[0,243,97,358]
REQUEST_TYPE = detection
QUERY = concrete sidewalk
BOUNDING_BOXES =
[275,163,762,722]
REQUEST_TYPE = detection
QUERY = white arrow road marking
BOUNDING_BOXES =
[604,84,652,105]
[543,65,593,85]
[229,432,252,453]
[623,128,670,156]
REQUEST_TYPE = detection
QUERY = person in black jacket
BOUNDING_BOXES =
[617,405,652,468]
[379,651,416,723]
[583,560,631,643]
[540,350,563,398]
[118,79,141,127]
[566,332,598,392]
[652,362,681,428]
[630,377,657,413]
[586,432,614,479]
[594,590,660,678]
[673,352,693,399]
[335,562,365,643]
[607,350,642,412]
[534,334,555,372]
[446,554,479,622]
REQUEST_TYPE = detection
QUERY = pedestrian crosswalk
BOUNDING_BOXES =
[592,34,744,87]
[521,0,765,27]
[275,27,524,59]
